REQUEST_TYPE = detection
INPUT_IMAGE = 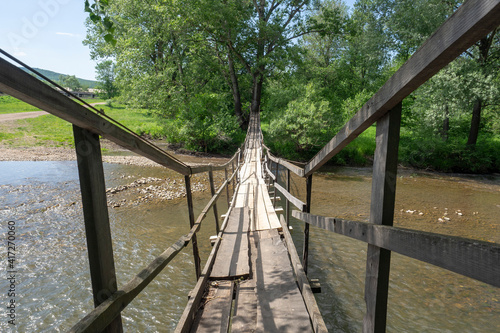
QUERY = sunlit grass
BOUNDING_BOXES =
[0,103,166,147]
[0,95,106,114]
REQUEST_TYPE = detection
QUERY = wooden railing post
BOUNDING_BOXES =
[185,175,201,280]
[225,168,230,207]
[73,125,123,333]
[208,170,220,234]
[302,174,313,275]
[286,169,291,227]
[232,161,236,190]
[273,161,279,207]
[363,102,402,333]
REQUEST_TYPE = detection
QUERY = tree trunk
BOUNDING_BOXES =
[250,72,264,114]
[442,105,449,141]
[467,98,482,146]
[228,55,247,129]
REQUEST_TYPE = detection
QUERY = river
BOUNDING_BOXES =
[0,160,498,332]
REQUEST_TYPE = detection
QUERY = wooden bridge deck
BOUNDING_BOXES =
[179,115,317,332]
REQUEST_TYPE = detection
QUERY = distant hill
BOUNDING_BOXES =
[20,67,98,88]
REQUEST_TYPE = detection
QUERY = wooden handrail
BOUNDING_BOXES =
[189,149,240,174]
[0,57,191,175]
[292,211,500,288]
[279,215,327,333]
[184,167,239,242]
[304,0,500,176]
[68,237,186,333]
[263,143,305,177]
[274,181,306,211]
[68,165,240,332]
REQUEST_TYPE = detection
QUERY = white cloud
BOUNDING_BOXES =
[56,32,78,37]
[13,51,27,57]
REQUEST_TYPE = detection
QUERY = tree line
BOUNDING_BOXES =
[84,0,500,172]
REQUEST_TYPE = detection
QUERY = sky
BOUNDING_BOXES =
[0,0,357,81]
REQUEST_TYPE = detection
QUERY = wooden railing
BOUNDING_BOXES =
[0,53,242,333]
[262,1,500,332]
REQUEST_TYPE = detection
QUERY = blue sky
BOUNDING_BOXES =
[0,0,356,81]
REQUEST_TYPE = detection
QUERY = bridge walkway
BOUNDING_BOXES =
[177,114,317,332]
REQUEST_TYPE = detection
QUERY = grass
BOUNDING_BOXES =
[0,95,106,114]
[0,95,40,114]
[0,102,166,148]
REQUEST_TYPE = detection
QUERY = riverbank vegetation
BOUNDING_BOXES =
[3,0,499,173]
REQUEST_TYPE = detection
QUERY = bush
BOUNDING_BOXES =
[399,133,500,173]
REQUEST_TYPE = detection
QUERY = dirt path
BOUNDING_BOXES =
[0,111,49,122]
[0,102,107,122]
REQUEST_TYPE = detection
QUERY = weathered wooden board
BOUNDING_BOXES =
[254,185,272,231]
[0,58,190,175]
[261,184,282,230]
[72,126,122,332]
[279,215,328,333]
[250,229,313,332]
[210,208,250,279]
[231,280,258,332]
[189,281,234,333]
[292,211,500,288]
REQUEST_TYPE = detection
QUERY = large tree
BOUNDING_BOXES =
[83,0,337,130]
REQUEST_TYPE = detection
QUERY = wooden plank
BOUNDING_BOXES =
[0,58,190,175]
[175,202,237,333]
[264,147,305,177]
[72,126,123,333]
[234,184,247,208]
[274,181,305,211]
[304,0,500,176]
[189,281,234,333]
[279,215,327,333]
[232,280,258,332]
[261,184,282,230]
[364,105,401,333]
[254,185,271,231]
[69,238,185,333]
[210,208,250,279]
[292,211,500,288]
[252,229,313,332]
[265,163,276,181]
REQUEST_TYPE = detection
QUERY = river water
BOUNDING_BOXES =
[0,160,498,332]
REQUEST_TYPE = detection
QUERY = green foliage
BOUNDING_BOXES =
[59,75,83,91]
[176,93,243,153]
[267,82,334,159]
[95,60,119,99]
[400,132,500,173]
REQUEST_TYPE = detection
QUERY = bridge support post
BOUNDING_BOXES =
[286,169,290,227]
[73,125,123,333]
[225,168,231,207]
[273,161,279,207]
[302,174,313,275]
[363,102,402,333]
[208,170,220,234]
[185,175,201,280]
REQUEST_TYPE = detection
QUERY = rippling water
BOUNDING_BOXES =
[0,161,498,332]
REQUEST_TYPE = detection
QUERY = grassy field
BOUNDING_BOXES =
[0,100,164,147]
[0,95,106,114]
